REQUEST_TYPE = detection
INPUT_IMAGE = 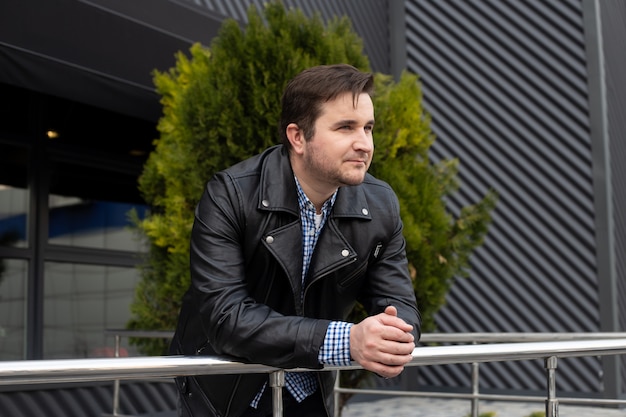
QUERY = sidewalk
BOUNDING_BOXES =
[341,396,626,417]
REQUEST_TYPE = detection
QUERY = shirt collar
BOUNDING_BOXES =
[294,176,337,216]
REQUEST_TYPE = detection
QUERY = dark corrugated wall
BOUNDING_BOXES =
[182,0,392,73]
[0,381,176,417]
[405,0,604,394]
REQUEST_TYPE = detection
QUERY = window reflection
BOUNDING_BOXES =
[0,144,29,249]
[48,194,148,252]
[0,258,27,360]
[43,262,141,359]
[0,185,29,249]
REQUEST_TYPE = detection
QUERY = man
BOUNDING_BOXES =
[170,64,421,417]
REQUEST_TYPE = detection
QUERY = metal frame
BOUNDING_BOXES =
[3,338,626,417]
[7,330,626,417]
[337,332,626,416]
[582,0,620,399]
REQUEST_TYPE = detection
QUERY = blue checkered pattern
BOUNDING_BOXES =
[319,321,353,366]
[297,177,336,300]
[250,178,351,408]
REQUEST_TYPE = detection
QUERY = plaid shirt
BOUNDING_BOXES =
[251,178,353,407]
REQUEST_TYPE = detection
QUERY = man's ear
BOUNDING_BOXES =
[286,123,305,155]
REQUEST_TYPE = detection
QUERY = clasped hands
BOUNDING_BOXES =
[349,306,415,379]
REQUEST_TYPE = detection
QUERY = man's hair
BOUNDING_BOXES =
[279,64,374,147]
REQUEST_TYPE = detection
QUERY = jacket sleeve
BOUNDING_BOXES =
[356,187,422,342]
[187,172,330,369]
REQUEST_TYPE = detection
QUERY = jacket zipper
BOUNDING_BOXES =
[302,256,357,309]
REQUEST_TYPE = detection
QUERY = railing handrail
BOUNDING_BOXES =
[420,332,626,343]
[2,338,626,386]
[103,329,174,339]
[4,337,626,417]
[103,328,626,343]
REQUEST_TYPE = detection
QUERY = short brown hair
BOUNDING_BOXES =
[279,64,374,147]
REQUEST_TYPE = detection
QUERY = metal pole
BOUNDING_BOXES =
[471,361,480,417]
[112,334,121,415]
[469,339,480,417]
[270,370,285,417]
[545,356,559,417]
[334,371,341,417]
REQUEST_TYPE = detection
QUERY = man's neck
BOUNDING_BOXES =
[293,176,336,214]
[291,161,337,214]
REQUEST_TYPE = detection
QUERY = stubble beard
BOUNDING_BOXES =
[304,149,369,188]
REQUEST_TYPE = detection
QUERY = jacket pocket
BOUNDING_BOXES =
[175,376,219,417]
[336,260,367,292]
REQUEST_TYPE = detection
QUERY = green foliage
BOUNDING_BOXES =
[465,412,497,417]
[128,1,497,355]
[525,412,545,417]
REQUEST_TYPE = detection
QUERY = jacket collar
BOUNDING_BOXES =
[258,145,372,220]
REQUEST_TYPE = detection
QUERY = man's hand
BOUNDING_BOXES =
[349,306,415,379]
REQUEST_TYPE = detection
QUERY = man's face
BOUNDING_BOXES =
[302,92,375,189]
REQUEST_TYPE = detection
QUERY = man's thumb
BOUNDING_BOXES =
[384,305,398,316]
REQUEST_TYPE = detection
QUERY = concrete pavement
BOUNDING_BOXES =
[340,396,626,417]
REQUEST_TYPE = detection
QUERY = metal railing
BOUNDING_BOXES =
[104,330,626,416]
[2,335,626,417]
[339,332,626,417]
[104,329,174,416]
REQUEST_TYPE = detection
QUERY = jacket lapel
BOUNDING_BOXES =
[256,146,374,301]
[257,146,302,297]
[306,185,372,282]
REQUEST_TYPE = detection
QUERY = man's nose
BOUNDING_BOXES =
[354,129,373,152]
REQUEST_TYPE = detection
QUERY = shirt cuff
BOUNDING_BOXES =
[318,321,353,366]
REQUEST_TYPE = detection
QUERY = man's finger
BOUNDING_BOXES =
[379,309,414,334]
[384,305,398,316]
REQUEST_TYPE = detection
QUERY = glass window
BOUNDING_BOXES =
[0,259,27,360]
[48,194,148,252]
[43,262,141,359]
[47,154,149,252]
[0,145,29,248]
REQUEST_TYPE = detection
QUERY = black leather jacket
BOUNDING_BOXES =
[170,145,421,417]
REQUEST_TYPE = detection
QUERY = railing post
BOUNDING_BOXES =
[334,370,341,417]
[469,339,480,417]
[112,333,121,416]
[545,356,559,417]
[471,361,480,417]
[269,370,285,417]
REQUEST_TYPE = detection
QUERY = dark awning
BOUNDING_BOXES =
[0,0,224,122]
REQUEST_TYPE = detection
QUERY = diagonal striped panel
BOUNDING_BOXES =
[405,0,602,393]
[0,381,176,417]
[181,0,392,73]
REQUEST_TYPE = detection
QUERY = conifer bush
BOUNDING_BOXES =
[128,2,497,358]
